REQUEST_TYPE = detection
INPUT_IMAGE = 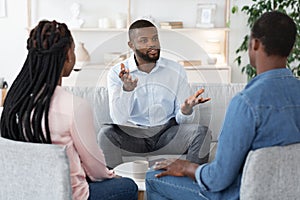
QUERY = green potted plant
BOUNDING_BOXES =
[232,0,300,81]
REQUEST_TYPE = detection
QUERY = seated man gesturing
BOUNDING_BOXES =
[99,19,211,168]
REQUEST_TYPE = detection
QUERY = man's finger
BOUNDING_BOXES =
[119,63,128,78]
[155,171,169,178]
[119,71,127,78]
[194,88,204,97]
[121,63,125,71]
[197,97,203,103]
[153,161,168,170]
[198,98,211,103]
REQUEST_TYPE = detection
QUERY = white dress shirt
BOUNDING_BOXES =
[107,54,194,126]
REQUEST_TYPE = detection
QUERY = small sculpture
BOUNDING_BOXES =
[69,3,84,28]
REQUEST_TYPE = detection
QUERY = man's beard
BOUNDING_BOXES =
[135,48,160,63]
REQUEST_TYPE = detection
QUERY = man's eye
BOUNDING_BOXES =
[139,38,148,43]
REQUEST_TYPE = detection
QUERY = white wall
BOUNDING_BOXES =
[229,0,252,83]
[0,0,28,85]
[0,0,251,85]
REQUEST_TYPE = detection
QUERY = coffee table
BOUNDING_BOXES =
[114,161,146,200]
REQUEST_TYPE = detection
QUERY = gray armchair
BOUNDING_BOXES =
[240,143,300,200]
[0,137,72,200]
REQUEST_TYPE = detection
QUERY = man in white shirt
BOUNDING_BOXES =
[99,19,211,168]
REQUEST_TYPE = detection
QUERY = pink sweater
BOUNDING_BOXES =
[49,86,114,200]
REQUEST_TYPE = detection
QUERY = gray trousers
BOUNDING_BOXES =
[98,118,212,168]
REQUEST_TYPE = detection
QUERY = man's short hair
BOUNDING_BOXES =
[128,19,156,41]
[251,11,297,57]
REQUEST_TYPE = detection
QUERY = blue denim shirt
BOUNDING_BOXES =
[196,68,300,199]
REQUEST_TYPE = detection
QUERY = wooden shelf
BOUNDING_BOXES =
[76,64,230,70]
[28,0,232,83]
[184,65,230,70]
[68,27,230,33]
[159,27,230,32]
[71,28,127,32]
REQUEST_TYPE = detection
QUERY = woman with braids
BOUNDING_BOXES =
[0,20,138,200]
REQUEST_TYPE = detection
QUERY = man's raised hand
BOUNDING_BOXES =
[118,63,138,91]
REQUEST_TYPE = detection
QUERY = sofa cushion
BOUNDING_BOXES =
[64,83,245,162]
[64,83,246,143]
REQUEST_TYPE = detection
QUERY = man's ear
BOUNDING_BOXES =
[128,41,134,49]
[252,38,260,51]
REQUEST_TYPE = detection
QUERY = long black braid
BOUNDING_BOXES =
[0,20,73,143]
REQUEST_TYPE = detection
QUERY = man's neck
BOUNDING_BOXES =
[256,56,287,75]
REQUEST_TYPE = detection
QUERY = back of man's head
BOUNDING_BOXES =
[251,11,296,57]
[128,19,156,41]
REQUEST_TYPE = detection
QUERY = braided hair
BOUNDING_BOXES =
[0,20,73,143]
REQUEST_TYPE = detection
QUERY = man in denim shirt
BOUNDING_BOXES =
[146,11,300,200]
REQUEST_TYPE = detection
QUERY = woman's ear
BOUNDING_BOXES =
[66,47,73,63]
[62,47,75,77]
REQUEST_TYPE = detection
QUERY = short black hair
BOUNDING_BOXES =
[251,11,296,57]
[128,19,156,41]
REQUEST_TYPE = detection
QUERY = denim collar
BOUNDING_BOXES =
[248,68,294,85]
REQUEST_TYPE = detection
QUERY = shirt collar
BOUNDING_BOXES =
[247,68,294,87]
[253,68,293,80]
[128,53,166,73]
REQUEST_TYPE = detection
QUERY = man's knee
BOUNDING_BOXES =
[194,125,212,157]
[198,125,211,136]
[196,125,212,143]
[98,125,119,146]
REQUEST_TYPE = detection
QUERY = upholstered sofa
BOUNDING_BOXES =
[0,83,246,162]
[64,82,246,161]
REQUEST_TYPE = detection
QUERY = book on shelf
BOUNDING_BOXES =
[159,21,183,26]
[160,25,183,29]
[178,60,202,66]
[159,21,183,29]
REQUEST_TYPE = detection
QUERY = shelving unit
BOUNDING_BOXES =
[71,28,127,32]
[27,0,231,84]
[70,27,230,32]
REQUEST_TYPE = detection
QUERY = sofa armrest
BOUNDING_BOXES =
[0,137,72,200]
[63,86,113,133]
[240,143,300,200]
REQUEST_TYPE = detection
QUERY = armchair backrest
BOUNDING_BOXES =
[240,143,300,200]
[0,137,72,200]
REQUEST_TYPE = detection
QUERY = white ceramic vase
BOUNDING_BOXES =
[75,42,90,69]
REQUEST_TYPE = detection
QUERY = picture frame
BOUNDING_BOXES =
[196,3,217,28]
[0,0,6,18]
